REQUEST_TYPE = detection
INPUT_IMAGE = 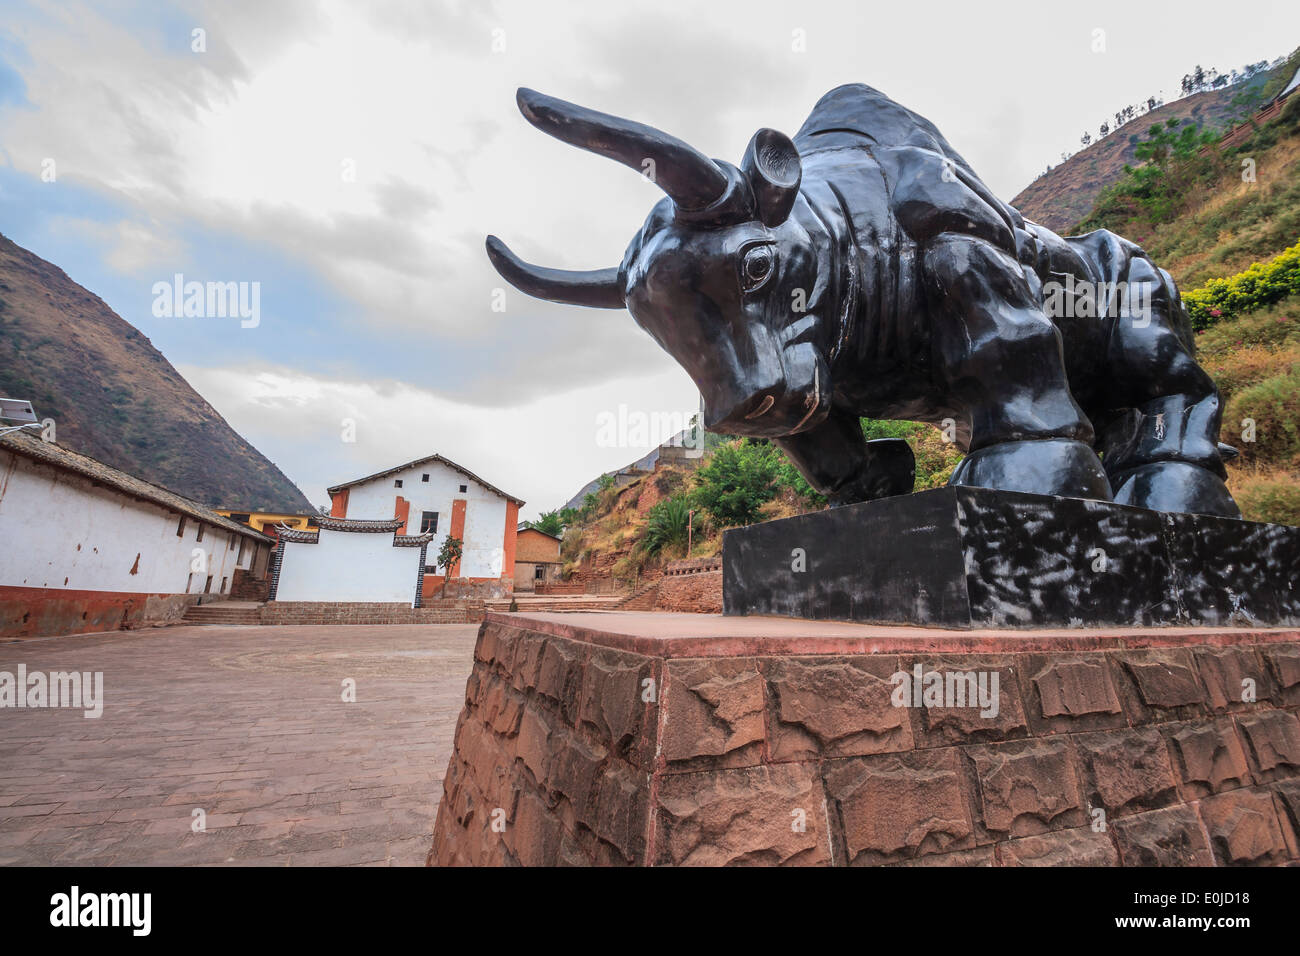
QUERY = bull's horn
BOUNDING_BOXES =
[485,235,625,309]
[516,87,728,213]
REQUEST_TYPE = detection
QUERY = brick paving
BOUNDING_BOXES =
[0,623,478,866]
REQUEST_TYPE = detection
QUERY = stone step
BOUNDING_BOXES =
[182,603,263,625]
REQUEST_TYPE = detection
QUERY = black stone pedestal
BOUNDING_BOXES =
[721,486,1300,629]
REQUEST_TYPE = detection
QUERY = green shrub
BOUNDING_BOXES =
[643,496,692,556]
[1183,240,1300,330]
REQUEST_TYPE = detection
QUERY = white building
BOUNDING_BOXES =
[270,517,431,604]
[0,431,274,638]
[326,453,524,599]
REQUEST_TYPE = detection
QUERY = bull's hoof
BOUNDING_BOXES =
[1110,462,1242,518]
[948,438,1113,502]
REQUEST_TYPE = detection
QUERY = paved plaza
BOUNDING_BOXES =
[0,623,478,866]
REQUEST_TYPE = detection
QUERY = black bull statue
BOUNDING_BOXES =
[487,84,1241,518]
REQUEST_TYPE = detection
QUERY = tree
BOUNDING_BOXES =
[691,439,784,527]
[525,508,574,538]
[436,535,463,598]
[1080,132,1092,147]
[1099,121,1110,137]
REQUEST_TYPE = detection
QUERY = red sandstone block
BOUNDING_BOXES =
[514,706,554,787]
[901,654,1029,746]
[763,655,913,761]
[543,723,608,825]
[458,719,518,822]
[479,673,524,736]
[556,829,594,867]
[1235,710,1300,782]
[593,760,649,863]
[654,762,831,866]
[1021,654,1125,735]
[1262,644,1300,707]
[509,631,547,694]
[660,658,765,769]
[536,638,582,715]
[1074,727,1179,818]
[1110,805,1215,866]
[825,749,974,865]
[1160,717,1252,800]
[1271,780,1300,858]
[510,789,565,866]
[1198,788,1291,866]
[967,737,1086,839]
[1111,649,1207,721]
[997,827,1118,866]
[1194,646,1274,712]
[884,847,995,866]
[576,647,654,766]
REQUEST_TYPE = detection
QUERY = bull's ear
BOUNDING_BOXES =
[742,129,801,227]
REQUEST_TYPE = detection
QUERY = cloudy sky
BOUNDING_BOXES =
[2,0,1297,518]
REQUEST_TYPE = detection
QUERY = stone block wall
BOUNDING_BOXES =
[261,600,485,625]
[430,614,1300,866]
[655,559,722,614]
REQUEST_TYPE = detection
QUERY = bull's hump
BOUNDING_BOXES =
[794,84,971,168]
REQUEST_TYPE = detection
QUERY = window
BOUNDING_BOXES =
[204,576,213,594]
[176,516,187,537]
[196,524,205,543]
[420,511,439,534]
[237,538,248,566]
[424,564,437,574]
[422,473,430,482]
[458,484,467,493]
[186,573,194,593]
[394,479,403,488]
[535,566,545,580]
[228,532,236,548]
[220,577,228,594]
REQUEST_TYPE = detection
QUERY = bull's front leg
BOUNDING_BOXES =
[922,235,1114,501]
[775,409,915,506]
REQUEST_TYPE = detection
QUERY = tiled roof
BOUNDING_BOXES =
[327,453,525,505]
[315,516,403,533]
[274,520,433,547]
[0,431,272,544]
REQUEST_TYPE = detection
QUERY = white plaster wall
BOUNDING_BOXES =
[340,460,510,578]
[274,531,421,603]
[0,450,253,595]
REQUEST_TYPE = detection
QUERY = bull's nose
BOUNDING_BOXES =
[744,395,776,420]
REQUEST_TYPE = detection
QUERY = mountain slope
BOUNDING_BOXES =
[0,233,311,512]
[1012,77,1271,232]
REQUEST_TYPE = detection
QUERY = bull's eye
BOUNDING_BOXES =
[740,244,775,293]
